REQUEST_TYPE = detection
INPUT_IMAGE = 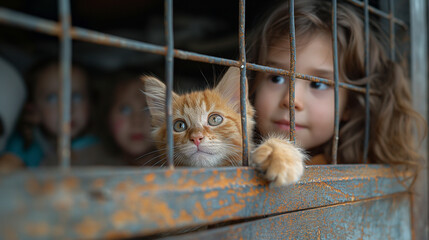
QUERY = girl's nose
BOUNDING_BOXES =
[131,112,144,125]
[281,81,304,111]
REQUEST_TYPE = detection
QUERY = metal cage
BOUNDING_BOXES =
[0,0,427,239]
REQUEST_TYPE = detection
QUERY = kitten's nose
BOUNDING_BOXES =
[190,135,204,146]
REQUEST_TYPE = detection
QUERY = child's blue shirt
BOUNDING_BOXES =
[2,130,98,167]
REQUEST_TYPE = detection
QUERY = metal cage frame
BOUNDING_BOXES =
[0,0,427,239]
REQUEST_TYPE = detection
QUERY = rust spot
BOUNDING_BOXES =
[115,179,135,192]
[75,217,102,239]
[178,210,193,222]
[63,177,79,191]
[192,201,245,221]
[137,199,175,227]
[204,191,219,199]
[25,179,55,195]
[92,178,105,188]
[111,210,137,228]
[144,173,156,183]
[105,231,132,239]
[25,222,50,236]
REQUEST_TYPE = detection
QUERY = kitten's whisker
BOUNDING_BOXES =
[140,153,166,166]
[134,148,168,160]
[152,157,167,167]
[200,69,211,88]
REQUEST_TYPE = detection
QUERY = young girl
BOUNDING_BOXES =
[4,60,103,166]
[106,74,157,166]
[247,0,426,166]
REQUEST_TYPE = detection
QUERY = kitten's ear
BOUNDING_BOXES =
[141,76,177,124]
[215,67,247,112]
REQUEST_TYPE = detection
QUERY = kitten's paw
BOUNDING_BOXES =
[251,137,306,187]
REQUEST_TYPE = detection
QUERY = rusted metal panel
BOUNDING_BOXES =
[164,194,411,240]
[0,165,412,239]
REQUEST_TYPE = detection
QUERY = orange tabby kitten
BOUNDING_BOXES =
[142,68,306,186]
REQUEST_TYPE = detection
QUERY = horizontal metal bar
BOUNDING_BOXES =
[167,194,411,240]
[0,7,377,96]
[0,165,412,239]
[246,63,380,95]
[346,0,407,29]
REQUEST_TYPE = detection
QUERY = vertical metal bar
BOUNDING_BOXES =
[288,0,296,144]
[363,0,370,163]
[410,0,428,239]
[58,0,71,169]
[389,0,395,61]
[238,0,248,166]
[165,0,174,169]
[331,0,339,165]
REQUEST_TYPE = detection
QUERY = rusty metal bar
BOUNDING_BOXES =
[246,63,379,95]
[288,0,296,144]
[0,165,412,239]
[58,0,71,169]
[238,0,248,166]
[363,0,370,163]
[346,0,407,29]
[164,0,174,169]
[389,0,395,61]
[410,0,428,239]
[0,7,375,96]
[331,0,339,165]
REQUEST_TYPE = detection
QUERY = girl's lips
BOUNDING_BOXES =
[130,133,144,141]
[274,121,304,131]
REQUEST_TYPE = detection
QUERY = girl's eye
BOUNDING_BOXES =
[46,93,58,104]
[208,114,223,126]
[173,120,187,132]
[120,105,132,115]
[310,82,330,90]
[270,75,286,84]
[72,92,83,103]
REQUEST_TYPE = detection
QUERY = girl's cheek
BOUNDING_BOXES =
[111,118,126,135]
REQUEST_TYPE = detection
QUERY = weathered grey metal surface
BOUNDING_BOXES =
[164,194,411,240]
[0,165,412,239]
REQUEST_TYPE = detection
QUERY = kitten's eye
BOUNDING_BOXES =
[310,82,330,90]
[208,114,223,126]
[270,75,285,84]
[173,120,187,132]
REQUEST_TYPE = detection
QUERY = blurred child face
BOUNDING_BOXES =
[254,32,348,150]
[109,80,153,157]
[33,64,90,139]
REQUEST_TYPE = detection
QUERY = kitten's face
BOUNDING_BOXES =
[143,68,254,167]
[163,90,243,167]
